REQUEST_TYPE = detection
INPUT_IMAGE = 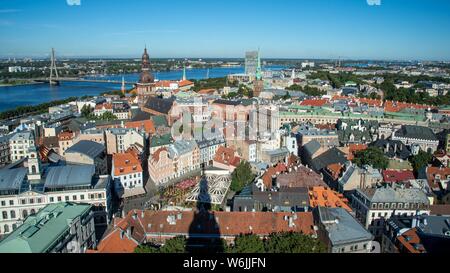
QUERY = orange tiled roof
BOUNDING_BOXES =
[357,98,383,107]
[178,80,194,87]
[326,163,344,180]
[58,131,74,141]
[348,144,368,160]
[300,99,329,107]
[308,186,352,212]
[125,119,156,135]
[213,146,241,167]
[113,152,143,176]
[384,100,433,113]
[396,228,426,253]
[426,167,450,189]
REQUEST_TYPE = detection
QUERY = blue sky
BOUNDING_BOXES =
[0,0,449,60]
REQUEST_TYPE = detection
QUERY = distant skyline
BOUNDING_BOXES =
[1,0,450,61]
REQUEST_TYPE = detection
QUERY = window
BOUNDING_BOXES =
[0,201,5,206]
[4,224,9,233]
[80,195,85,200]
[29,198,34,204]
[2,211,7,219]
[10,210,15,219]
[9,200,13,206]
[21,199,26,205]
[50,197,54,202]
[22,210,28,218]
[65,196,69,201]
[73,195,77,201]
[57,196,62,202]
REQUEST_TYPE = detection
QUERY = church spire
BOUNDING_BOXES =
[255,48,262,80]
[121,76,125,95]
[182,63,186,81]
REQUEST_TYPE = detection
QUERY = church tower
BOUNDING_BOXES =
[253,49,264,98]
[136,47,156,107]
[27,146,41,181]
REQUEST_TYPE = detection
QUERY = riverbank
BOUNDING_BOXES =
[0,81,44,87]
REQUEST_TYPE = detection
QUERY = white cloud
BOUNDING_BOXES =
[66,0,81,6]
[367,0,381,6]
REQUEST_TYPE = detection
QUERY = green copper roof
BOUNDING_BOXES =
[150,133,172,148]
[151,115,168,127]
[0,202,91,253]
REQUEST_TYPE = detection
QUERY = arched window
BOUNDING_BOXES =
[2,211,7,220]
[22,210,28,218]
[4,224,9,233]
[31,165,37,174]
[10,210,16,219]
[12,224,17,231]
[30,209,36,215]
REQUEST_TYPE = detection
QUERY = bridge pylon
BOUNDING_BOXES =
[49,48,60,86]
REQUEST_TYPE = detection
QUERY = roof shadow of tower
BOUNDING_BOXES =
[186,175,224,253]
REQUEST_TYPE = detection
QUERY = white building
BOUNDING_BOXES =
[351,186,430,238]
[9,131,35,162]
[111,152,145,198]
[0,158,111,236]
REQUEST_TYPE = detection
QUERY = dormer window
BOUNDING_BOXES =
[119,168,124,173]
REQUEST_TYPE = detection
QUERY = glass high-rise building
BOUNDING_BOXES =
[245,51,259,75]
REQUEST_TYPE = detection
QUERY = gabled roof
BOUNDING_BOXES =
[144,97,175,115]
[65,140,105,159]
[394,125,438,141]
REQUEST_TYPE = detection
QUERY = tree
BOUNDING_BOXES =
[228,234,265,253]
[81,105,93,118]
[99,111,117,121]
[230,161,255,193]
[134,244,160,253]
[160,236,187,253]
[134,236,187,253]
[409,150,433,173]
[264,232,327,253]
[353,147,389,169]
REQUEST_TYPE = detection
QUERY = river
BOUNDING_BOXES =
[0,66,285,112]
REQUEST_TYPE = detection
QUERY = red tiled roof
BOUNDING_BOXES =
[396,228,426,253]
[178,80,194,87]
[382,170,415,183]
[130,210,315,237]
[426,167,450,190]
[348,144,368,160]
[213,146,241,167]
[300,99,329,107]
[125,119,156,135]
[58,131,74,141]
[113,152,143,176]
